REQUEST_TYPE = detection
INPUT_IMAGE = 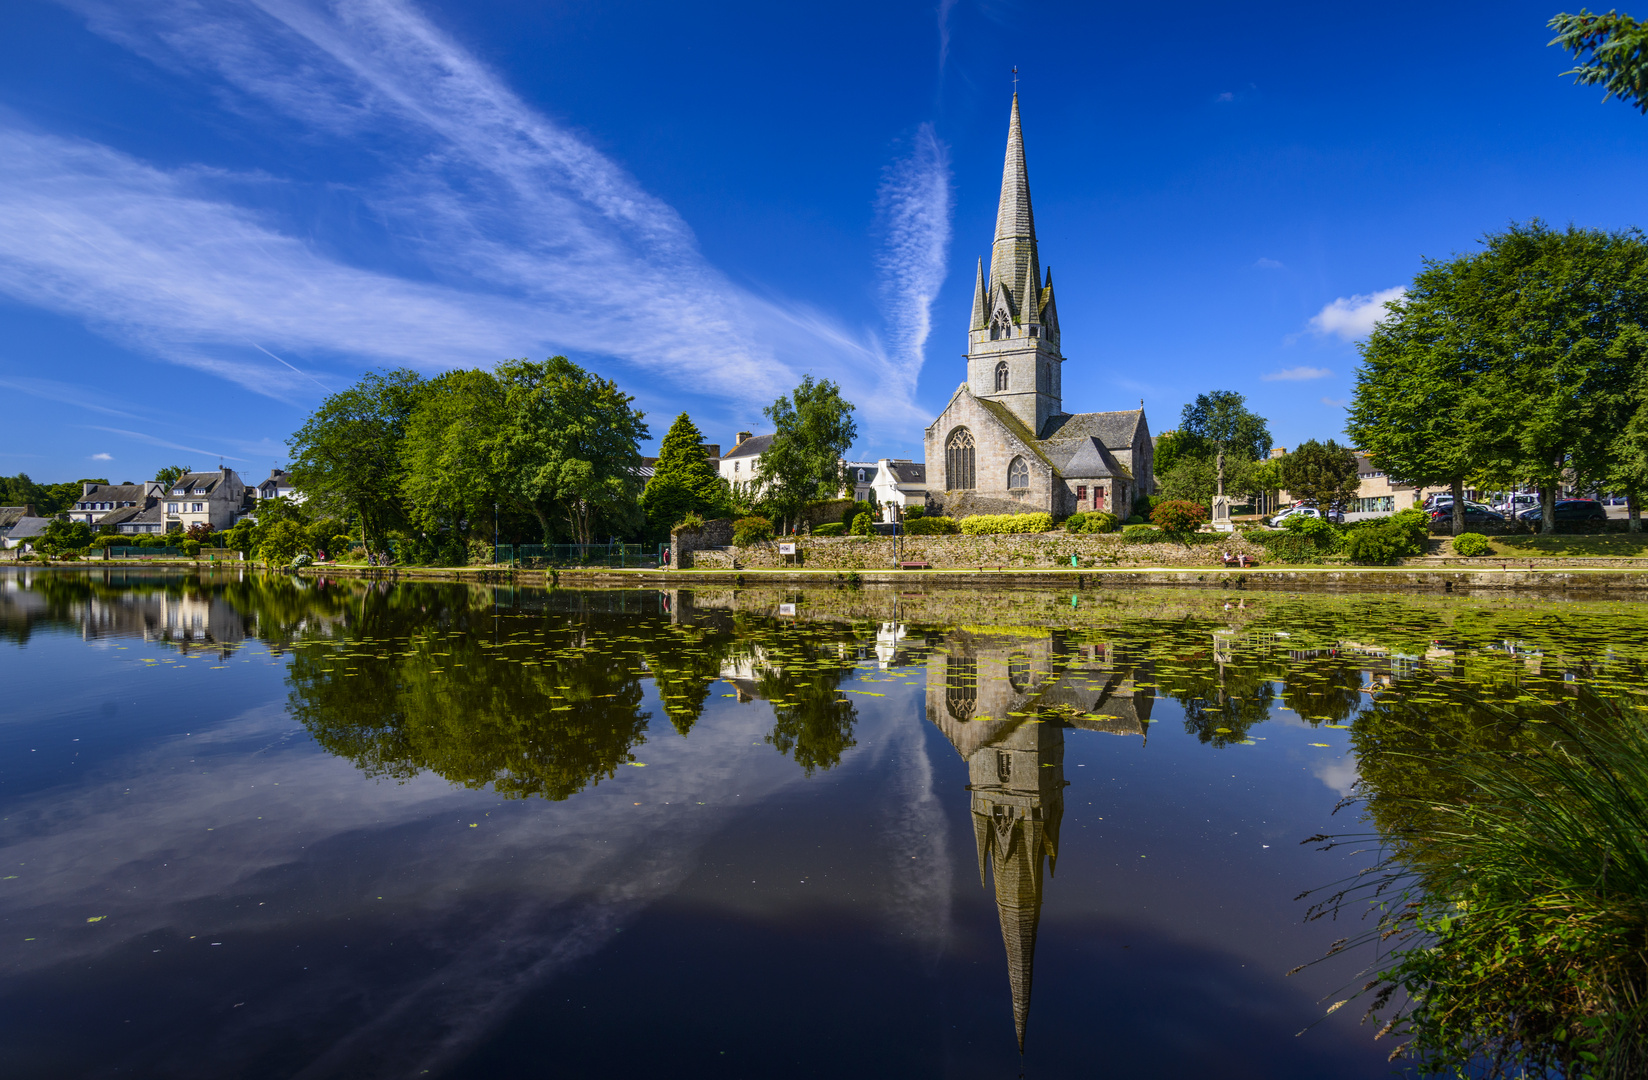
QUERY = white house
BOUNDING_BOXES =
[161,469,248,532]
[68,482,163,526]
[849,459,928,519]
[255,469,302,503]
[717,431,774,490]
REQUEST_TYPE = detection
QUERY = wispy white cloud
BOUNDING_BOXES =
[1321,396,1348,407]
[84,425,247,462]
[90,452,112,461]
[1253,257,1284,270]
[1306,286,1404,341]
[875,124,952,409]
[0,376,145,419]
[1262,365,1331,382]
[17,0,920,422]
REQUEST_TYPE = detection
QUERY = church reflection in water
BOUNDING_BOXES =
[925,629,1153,1050]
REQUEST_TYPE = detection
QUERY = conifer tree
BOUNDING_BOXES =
[642,413,726,532]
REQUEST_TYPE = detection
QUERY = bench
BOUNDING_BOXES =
[899,561,930,570]
[1221,555,1259,568]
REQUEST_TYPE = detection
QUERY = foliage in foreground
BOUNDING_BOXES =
[1303,698,1648,1078]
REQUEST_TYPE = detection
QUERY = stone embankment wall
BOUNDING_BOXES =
[694,532,1269,570]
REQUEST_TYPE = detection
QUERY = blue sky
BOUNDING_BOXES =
[1,0,1644,483]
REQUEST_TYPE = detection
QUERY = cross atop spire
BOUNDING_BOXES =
[990,93,1039,324]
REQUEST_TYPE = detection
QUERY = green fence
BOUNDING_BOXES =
[106,546,186,559]
[494,543,660,569]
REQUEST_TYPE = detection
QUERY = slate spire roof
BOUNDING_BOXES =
[990,93,1040,324]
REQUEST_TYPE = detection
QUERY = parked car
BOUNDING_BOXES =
[1265,506,1320,528]
[1516,499,1608,525]
[1493,493,1540,515]
[1427,501,1505,530]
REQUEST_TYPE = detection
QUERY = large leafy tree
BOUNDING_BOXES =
[757,376,859,533]
[1467,223,1648,533]
[399,369,507,542]
[288,369,426,551]
[1281,439,1361,515]
[1347,258,1496,535]
[490,357,648,545]
[1178,391,1272,500]
[641,413,728,534]
[1551,9,1648,112]
[1607,333,1648,530]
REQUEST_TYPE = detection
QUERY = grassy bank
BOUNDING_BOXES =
[1472,533,1648,558]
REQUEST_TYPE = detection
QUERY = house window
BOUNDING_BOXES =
[1007,456,1030,489]
[994,361,1009,392]
[945,428,975,490]
[173,489,184,496]
[857,468,866,482]
[192,503,204,513]
[167,503,178,513]
[1076,485,1087,503]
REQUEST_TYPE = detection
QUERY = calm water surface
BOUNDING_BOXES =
[4,569,1647,1079]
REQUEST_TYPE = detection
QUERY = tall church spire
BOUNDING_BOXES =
[990,93,1040,323]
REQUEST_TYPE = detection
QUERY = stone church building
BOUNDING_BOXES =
[925,95,1153,521]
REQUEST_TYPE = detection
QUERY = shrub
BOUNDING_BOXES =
[811,522,846,537]
[291,552,313,568]
[1064,511,1118,534]
[1121,525,1167,544]
[732,515,775,546]
[17,553,36,562]
[1253,531,1324,563]
[904,515,959,535]
[674,511,707,533]
[1453,532,1491,557]
[467,538,495,565]
[329,534,353,556]
[1343,524,1409,565]
[841,500,876,527]
[850,512,874,536]
[179,539,201,557]
[1389,508,1431,554]
[1125,514,1147,525]
[1151,499,1209,540]
[904,506,925,519]
[1284,514,1342,553]
[958,512,1054,535]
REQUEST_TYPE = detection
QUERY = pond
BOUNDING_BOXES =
[3,569,1646,1078]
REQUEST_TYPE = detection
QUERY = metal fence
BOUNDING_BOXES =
[106,547,185,559]
[494,543,661,569]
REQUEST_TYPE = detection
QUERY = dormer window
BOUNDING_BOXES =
[172,489,184,496]
[857,469,866,482]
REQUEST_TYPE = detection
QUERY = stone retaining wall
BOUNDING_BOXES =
[712,531,1268,570]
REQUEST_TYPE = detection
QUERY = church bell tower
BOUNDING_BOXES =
[968,93,1064,435]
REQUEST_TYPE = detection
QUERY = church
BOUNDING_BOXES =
[924,94,1153,521]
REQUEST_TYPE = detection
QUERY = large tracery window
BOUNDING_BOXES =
[946,427,975,490]
[1007,456,1030,489]
[994,361,1009,392]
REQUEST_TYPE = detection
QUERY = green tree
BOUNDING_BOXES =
[399,369,506,543]
[757,376,859,533]
[1467,223,1648,533]
[1551,10,1648,112]
[1347,260,1494,535]
[154,465,191,489]
[1153,430,1186,478]
[491,357,648,545]
[1178,391,1272,500]
[289,369,426,552]
[1608,339,1648,530]
[641,413,728,534]
[1281,439,1361,515]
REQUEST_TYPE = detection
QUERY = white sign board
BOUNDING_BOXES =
[778,603,796,616]
[778,543,796,555]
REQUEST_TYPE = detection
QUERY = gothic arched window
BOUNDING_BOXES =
[1008,652,1032,693]
[994,361,1009,392]
[946,427,975,490]
[945,656,977,721]
[1007,456,1030,489]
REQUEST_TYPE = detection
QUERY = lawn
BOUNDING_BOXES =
[1468,532,1648,557]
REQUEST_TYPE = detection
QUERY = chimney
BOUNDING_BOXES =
[736,431,753,446]
[703,444,721,460]
[83,481,97,495]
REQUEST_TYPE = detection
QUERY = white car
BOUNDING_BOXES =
[1267,506,1320,528]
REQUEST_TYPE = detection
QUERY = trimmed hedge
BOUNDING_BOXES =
[811,522,846,537]
[1252,531,1324,563]
[850,512,874,536]
[1121,525,1167,544]
[904,515,959,535]
[958,512,1054,535]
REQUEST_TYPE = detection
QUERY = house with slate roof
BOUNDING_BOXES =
[68,482,163,527]
[159,468,248,532]
[924,94,1153,522]
[848,460,928,519]
[716,431,775,490]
